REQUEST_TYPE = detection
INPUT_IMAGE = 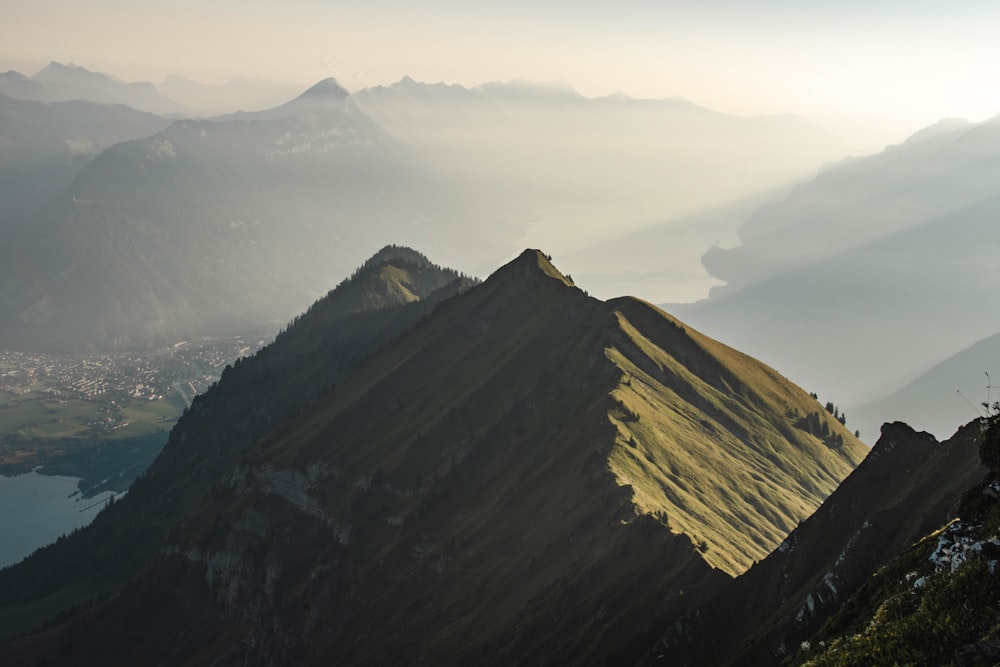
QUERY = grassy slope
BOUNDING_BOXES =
[605,297,864,574]
[0,250,870,665]
[10,250,873,665]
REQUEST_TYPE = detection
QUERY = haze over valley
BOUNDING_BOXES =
[1,2,999,663]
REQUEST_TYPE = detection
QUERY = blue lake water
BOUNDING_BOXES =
[0,471,116,568]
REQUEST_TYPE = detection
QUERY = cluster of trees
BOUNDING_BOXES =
[824,401,847,425]
[809,392,859,438]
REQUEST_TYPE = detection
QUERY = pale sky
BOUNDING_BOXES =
[3,1,1000,132]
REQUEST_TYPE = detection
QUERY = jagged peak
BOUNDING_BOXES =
[33,61,118,83]
[877,421,938,446]
[39,60,82,73]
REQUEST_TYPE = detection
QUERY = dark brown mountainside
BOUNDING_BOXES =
[788,417,1000,666]
[0,246,467,641]
[0,250,865,665]
[649,420,985,666]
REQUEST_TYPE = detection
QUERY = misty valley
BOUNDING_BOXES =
[0,60,998,666]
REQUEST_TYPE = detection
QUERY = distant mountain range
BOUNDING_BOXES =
[0,77,527,352]
[671,115,1000,418]
[0,92,170,231]
[0,62,184,115]
[0,248,867,665]
[0,64,849,354]
[852,331,1000,441]
[0,62,306,118]
[352,76,849,301]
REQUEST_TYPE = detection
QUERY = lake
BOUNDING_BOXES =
[0,471,116,569]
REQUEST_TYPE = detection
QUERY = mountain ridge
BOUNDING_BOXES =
[0,249,866,665]
[851,332,1000,441]
[4,61,185,115]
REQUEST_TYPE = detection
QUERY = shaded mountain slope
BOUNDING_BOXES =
[0,92,170,231]
[790,421,1000,666]
[649,420,985,666]
[673,115,1000,404]
[0,250,866,665]
[0,246,468,640]
[0,61,183,115]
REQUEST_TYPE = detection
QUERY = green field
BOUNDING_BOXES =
[115,398,185,439]
[0,388,184,494]
[0,390,183,442]
[0,337,256,496]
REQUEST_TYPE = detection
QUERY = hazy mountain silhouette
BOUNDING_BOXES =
[672,115,1000,406]
[0,71,44,99]
[215,76,351,122]
[0,79,527,352]
[0,62,184,115]
[0,250,865,665]
[852,332,1000,441]
[351,76,851,302]
[0,70,858,355]
[0,92,170,232]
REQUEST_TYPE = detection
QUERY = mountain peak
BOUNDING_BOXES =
[299,76,349,100]
[254,77,351,119]
[39,60,80,73]
[33,61,119,84]
[243,76,353,121]
[498,249,575,287]
[360,244,434,271]
[0,245,872,665]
